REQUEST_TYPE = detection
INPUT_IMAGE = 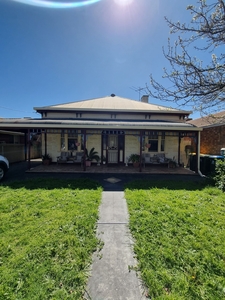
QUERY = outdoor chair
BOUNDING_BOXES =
[57,151,70,164]
[57,151,84,165]
[142,153,151,167]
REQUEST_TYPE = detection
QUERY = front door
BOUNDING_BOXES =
[102,131,125,164]
[108,135,118,163]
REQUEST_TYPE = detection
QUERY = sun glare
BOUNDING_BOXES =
[11,0,102,9]
[114,0,134,6]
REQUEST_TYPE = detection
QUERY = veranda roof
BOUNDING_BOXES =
[0,118,201,132]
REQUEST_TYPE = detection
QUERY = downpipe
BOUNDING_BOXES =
[198,169,207,178]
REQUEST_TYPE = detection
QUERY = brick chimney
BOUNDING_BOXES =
[141,95,149,103]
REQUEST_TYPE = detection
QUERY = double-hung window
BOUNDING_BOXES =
[68,131,78,151]
[61,130,79,151]
[146,131,165,152]
[148,132,158,152]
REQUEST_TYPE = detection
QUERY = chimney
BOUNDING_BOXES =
[141,95,149,103]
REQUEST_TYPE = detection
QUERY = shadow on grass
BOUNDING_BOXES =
[1,177,102,190]
[125,177,214,191]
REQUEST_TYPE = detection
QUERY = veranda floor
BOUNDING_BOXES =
[27,161,196,175]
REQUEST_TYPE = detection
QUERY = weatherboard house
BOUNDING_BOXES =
[0,95,201,171]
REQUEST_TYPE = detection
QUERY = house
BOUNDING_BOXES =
[0,95,201,172]
[188,111,225,155]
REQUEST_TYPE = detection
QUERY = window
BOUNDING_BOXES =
[145,131,165,152]
[0,133,24,144]
[0,134,13,144]
[61,131,84,151]
[161,132,165,151]
[68,131,78,151]
[148,139,158,151]
[148,132,158,152]
[61,132,66,151]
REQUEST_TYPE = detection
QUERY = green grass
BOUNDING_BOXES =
[0,178,103,300]
[125,180,225,300]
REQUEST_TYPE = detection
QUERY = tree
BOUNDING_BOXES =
[148,0,225,115]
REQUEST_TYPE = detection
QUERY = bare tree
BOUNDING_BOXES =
[148,0,225,115]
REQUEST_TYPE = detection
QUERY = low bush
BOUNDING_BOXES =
[214,159,225,191]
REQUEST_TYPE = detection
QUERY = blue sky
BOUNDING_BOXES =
[0,0,201,119]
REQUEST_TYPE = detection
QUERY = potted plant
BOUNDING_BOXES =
[128,154,140,167]
[84,147,100,167]
[102,155,106,164]
[96,156,101,166]
[42,153,52,165]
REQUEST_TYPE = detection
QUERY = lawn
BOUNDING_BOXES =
[125,180,225,300]
[0,178,103,300]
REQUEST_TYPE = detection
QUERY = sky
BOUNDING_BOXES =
[0,0,204,119]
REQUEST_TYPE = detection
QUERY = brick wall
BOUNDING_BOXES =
[200,125,225,155]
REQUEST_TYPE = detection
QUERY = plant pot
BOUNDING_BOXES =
[133,162,140,168]
[42,159,52,165]
[168,161,176,168]
[86,160,91,167]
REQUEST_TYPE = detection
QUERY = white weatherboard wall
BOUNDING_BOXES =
[42,133,61,162]
[86,135,101,161]
[41,132,191,165]
[165,136,192,166]
[125,135,140,162]
[165,136,179,161]
[45,112,183,123]
[42,133,88,162]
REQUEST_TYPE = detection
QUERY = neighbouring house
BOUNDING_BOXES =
[0,95,201,172]
[188,111,225,155]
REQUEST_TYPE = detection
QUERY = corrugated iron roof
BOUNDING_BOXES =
[0,118,200,131]
[34,95,192,114]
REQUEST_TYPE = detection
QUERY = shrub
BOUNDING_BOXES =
[128,154,140,163]
[214,159,225,191]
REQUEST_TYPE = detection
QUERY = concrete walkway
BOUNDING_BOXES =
[85,191,147,300]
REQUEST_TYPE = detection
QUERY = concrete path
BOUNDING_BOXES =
[85,191,147,300]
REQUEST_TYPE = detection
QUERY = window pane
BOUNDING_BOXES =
[161,139,165,151]
[81,135,84,150]
[148,140,158,152]
[61,137,66,151]
[68,138,77,151]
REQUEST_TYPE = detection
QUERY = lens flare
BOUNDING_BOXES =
[11,0,102,9]
[114,0,133,6]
